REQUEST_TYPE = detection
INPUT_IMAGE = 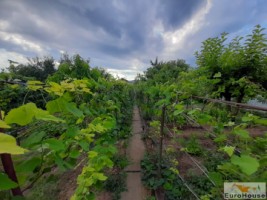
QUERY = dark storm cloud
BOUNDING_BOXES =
[157,0,206,29]
[0,0,267,79]
[0,0,203,59]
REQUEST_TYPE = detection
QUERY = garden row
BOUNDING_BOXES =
[0,56,134,200]
[135,25,267,200]
[135,86,266,200]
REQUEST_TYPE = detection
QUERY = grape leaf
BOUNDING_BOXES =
[27,80,43,91]
[173,110,184,116]
[231,154,259,175]
[46,98,83,118]
[233,128,250,139]
[213,72,222,78]
[0,173,18,190]
[254,118,267,126]
[21,131,46,148]
[69,150,80,159]
[219,145,235,157]
[66,126,80,138]
[1,111,5,119]
[63,101,83,118]
[5,103,64,125]
[45,138,65,151]
[208,172,223,186]
[0,120,11,129]
[35,109,65,123]
[0,133,28,155]
[5,103,36,125]
[16,157,41,172]
[46,98,65,114]
[45,82,64,96]
[93,173,107,181]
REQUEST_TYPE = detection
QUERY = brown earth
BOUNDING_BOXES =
[121,106,147,200]
[57,157,87,200]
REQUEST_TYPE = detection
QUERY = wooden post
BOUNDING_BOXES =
[158,105,166,178]
[0,109,23,196]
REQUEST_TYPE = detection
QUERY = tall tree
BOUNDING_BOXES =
[145,58,190,84]
[8,56,56,81]
[48,54,91,82]
[195,25,267,102]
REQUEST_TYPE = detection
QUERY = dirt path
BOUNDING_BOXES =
[121,106,147,200]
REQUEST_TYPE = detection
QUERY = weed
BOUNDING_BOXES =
[180,135,203,156]
[104,172,127,200]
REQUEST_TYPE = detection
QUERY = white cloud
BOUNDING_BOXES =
[0,31,45,53]
[107,68,142,80]
[0,49,27,70]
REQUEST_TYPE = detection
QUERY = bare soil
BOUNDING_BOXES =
[57,156,87,200]
[247,125,267,137]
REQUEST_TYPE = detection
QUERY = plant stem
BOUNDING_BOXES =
[0,109,23,196]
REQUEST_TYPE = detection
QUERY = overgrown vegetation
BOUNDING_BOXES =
[0,54,134,200]
[136,25,267,199]
[1,24,266,200]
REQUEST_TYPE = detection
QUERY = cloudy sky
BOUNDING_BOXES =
[0,0,267,80]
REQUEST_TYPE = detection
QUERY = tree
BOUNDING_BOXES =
[8,56,56,81]
[48,54,91,82]
[145,58,190,84]
[195,25,267,102]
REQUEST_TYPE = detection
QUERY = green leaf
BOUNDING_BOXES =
[224,121,235,127]
[45,138,65,151]
[54,155,67,170]
[163,182,173,190]
[0,133,28,155]
[34,109,65,123]
[231,154,259,175]
[214,134,227,143]
[233,128,250,139]
[1,111,5,119]
[76,116,84,124]
[46,98,83,118]
[46,98,65,114]
[27,80,43,91]
[16,157,41,173]
[0,120,11,128]
[208,172,223,186]
[0,173,18,190]
[173,109,184,116]
[219,145,235,157]
[64,102,83,118]
[21,131,46,148]
[254,118,267,126]
[242,116,253,122]
[88,151,98,159]
[188,108,200,115]
[4,103,63,125]
[173,104,184,116]
[93,173,107,181]
[5,103,36,125]
[242,114,258,122]
[79,141,89,151]
[102,118,116,129]
[66,126,80,138]
[69,150,80,159]
[175,104,184,110]
[197,113,212,125]
[213,72,221,78]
